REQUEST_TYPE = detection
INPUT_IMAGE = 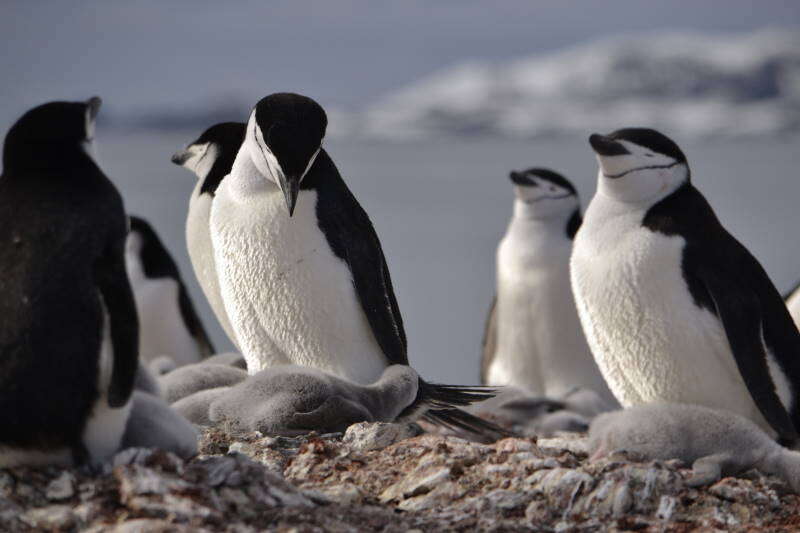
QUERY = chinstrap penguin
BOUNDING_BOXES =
[481,168,615,407]
[571,127,800,444]
[171,122,245,350]
[121,391,198,459]
[589,403,800,492]
[0,97,138,466]
[210,92,503,438]
[126,215,215,366]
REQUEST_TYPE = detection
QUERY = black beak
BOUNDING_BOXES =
[171,149,189,166]
[278,174,300,217]
[86,96,102,120]
[589,134,630,156]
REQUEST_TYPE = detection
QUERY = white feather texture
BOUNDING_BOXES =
[210,133,388,384]
[488,192,615,405]
[571,186,779,436]
[186,174,240,350]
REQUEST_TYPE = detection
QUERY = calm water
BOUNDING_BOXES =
[98,130,800,384]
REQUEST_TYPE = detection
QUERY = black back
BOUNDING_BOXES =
[194,122,246,196]
[0,100,138,462]
[129,216,216,356]
[300,149,408,366]
[644,183,800,443]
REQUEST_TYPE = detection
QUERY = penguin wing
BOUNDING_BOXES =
[694,244,799,443]
[96,235,140,408]
[317,188,408,366]
[342,216,409,366]
[177,286,216,357]
[480,296,498,384]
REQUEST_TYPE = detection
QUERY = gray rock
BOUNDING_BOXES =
[342,422,419,451]
[45,471,75,501]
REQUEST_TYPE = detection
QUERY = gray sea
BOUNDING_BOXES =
[99,130,800,384]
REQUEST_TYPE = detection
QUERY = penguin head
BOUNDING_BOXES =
[171,122,245,195]
[509,168,579,218]
[3,96,102,172]
[589,128,689,204]
[244,93,327,216]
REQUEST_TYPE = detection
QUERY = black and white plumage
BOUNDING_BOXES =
[571,127,800,444]
[126,215,215,366]
[0,98,138,466]
[209,93,503,438]
[481,168,615,406]
[171,123,245,349]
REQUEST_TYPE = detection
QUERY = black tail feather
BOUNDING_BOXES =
[399,379,516,441]
[419,380,500,409]
[423,408,515,441]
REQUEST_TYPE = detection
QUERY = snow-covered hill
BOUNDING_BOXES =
[357,29,800,140]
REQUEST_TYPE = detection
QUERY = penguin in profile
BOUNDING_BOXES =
[126,215,215,366]
[481,168,615,406]
[210,93,502,437]
[571,127,800,444]
[171,123,245,349]
[0,97,138,466]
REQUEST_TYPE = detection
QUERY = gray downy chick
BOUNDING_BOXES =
[589,403,800,492]
[121,391,198,459]
[159,363,247,404]
[209,364,420,435]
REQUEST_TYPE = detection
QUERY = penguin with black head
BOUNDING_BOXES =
[126,215,215,366]
[210,93,505,439]
[171,122,245,349]
[0,97,138,466]
[571,127,800,445]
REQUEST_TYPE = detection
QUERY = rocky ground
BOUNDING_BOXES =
[2,423,799,532]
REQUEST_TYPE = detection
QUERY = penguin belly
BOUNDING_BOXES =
[134,277,201,366]
[82,306,132,464]
[211,186,388,384]
[187,188,240,350]
[572,214,774,434]
[490,233,614,402]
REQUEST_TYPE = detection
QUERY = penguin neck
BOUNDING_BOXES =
[225,147,278,201]
[511,199,574,232]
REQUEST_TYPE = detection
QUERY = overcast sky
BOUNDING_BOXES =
[2,1,799,125]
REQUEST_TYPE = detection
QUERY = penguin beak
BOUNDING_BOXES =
[278,174,300,217]
[171,149,190,166]
[589,134,630,156]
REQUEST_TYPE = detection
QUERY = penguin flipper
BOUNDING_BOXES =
[315,167,408,365]
[96,238,140,408]
[702,274,798,443]
[178,286,216,357]
[480,296,498,384]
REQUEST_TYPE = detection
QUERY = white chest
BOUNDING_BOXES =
[570,197,770,429]
[210,184,388,384]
